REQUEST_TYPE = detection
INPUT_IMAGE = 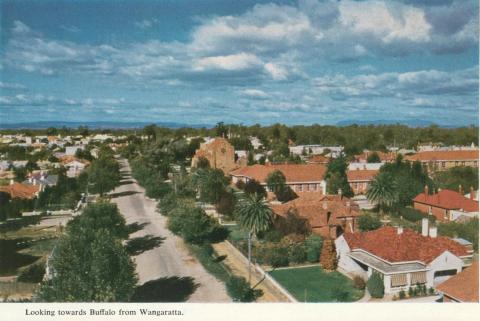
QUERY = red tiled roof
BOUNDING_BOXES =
[307,155,330,164]
[413,189,479,212]
[437,261,479,302]
[405,150,479,162]
[347,169,378,182]
[0,182,40,199]
[230,164,327,183]
[343,226,469,263]
[271,194,360,228]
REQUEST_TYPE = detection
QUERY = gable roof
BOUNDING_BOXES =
[0,182,40,199]
[436,260,478,302]
[347,169,378,182]
[230,164,327,183]
[271,194,360,229]
[342,226,469,264]
[413,189,479,212]
[405,150,479,162]
[306,155,330,164]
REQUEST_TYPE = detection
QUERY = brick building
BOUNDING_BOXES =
[191,137,236,174]
[413,187,479,222]
[405,150,479,172]
[347,169,378,195]
[271,193,360,239]
[230,163,327,194]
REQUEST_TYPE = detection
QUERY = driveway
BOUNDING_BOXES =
[110,158,230,302]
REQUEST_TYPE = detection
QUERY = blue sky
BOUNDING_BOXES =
[0,0,478,126]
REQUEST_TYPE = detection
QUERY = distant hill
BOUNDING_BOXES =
[0,121,210,129]
[336,119,438,127]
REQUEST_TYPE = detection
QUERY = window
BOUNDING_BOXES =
[461,161,465,166]
[410,272,427,284]
[455,161,459,166]
[297,184,303,192]
[391,274,407,287]
[441,162,445,168]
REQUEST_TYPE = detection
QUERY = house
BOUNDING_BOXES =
[249,137,263,150]
[289,145,344,158]
[436,260,479,302]
[413,187,479,222]
[230,163,327,194]
[64,160,88,178]
[23,172,58,187]
[191,137,236,174]
[306,155,330,165]
[0,181,40,199]
[335,220,473,295]
[353,150,396,163]
[404,150,479,172]
[65,145,85,156]
[271,193,361,239]
[347,169,378,195]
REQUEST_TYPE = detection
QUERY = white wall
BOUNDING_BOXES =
[427,251,464,287]
[335,236,366,276]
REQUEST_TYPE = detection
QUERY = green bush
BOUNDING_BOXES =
[226,276,263,302]
[398,207,425,222]
[262,230,283,243]
[305,234,323,263]
[399,290,406,299]
[17,261,46,283]
[269,247,289,268]
[288,244,307,264]
[366,272,384,298]
[358,214,382,231]
[408,286,414,297]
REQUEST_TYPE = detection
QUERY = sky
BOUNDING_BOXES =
[0,0,478,127]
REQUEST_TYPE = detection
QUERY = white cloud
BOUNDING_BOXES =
[134,19,157,29]
[193,53,262,71]
[240,89,269,99]
[264,63,288,80]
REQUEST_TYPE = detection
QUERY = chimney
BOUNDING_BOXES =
[459,185,464,195]
[363,164,367,170]
[338,188,342,196]
[470,187,475,200]
[424,185,428,195]
[429,226,437,238]
[438,188,442,192]
[10,179,14,185]
[397,226,404,235]
[421,218,429,237]
[33,179,37,186]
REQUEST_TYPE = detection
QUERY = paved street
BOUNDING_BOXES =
[110,158,230,302]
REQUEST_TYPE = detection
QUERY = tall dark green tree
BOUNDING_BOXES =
[324,156,353,197]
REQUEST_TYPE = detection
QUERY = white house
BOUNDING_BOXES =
[289,145,344,158]
[65,160,87,178]
[335,219,473,295]
[65,145,85,156]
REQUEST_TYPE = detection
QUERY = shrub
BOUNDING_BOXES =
[288,244,307,264]
[353,276,366,290]
[428,287,435,295]
[399,290,406,299]
[262,230,283,243]
[399,207,424,222]
[305,234,323,263]
[408,287,414,297]
[243,179,267,198]
[226,276,263,302]
[366,272,384,298]
[358,214,382,231]
[235,180,246,190]
[17,261,46,283]
[267,246,289,268]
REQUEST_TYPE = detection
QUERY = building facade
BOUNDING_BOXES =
[191,137,236,174]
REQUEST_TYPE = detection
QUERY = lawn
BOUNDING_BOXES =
[269,266,364,302]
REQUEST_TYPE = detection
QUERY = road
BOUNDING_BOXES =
[110,158,230,302]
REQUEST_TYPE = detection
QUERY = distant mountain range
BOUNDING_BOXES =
[0,119,469,129]
[336,119,440,127]
[0,121,210,129]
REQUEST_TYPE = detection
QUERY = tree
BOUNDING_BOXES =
[265,170,297,202]
[243,179,267,199]
[325,156,353,197]
[274,210,309,237]
[358,214,382,231]
[196,156,210,169]
[235,193,273,283]
[87,155,120,195]
[143,124,157,141]
[367,272,385,298]
[367,152,381,163]
[319,238,337,270]
[13,166,28,182]
[215,189,237,219]
[366,171,396,215]
[37,229,137,302]
[215,122,228,138]
[226,276,262,302]
[0,192,12,221]
[193,168,229,204]
[434,167,478,192]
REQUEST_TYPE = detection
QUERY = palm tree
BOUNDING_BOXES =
[366,171,396,216]
[235,192,273,284]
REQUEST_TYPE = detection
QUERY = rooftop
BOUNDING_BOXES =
[346,169,379,182]
[343,226,469,264]
[230,163,327,183]
[348,250,427,274]
[413,189,479,212]
[405,150,479,162]
[436,261,479,302]
[0,182,40,199]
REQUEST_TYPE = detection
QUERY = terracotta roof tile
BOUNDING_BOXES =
[347,169,378,182]
[354,151,396,162]
[413,189,479,212]
[436,261,479,302]
[405,150,479,162]
[271,194,360,228]
[0,182,40,199]
[230,164,327,183]
[343,226,469,263]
